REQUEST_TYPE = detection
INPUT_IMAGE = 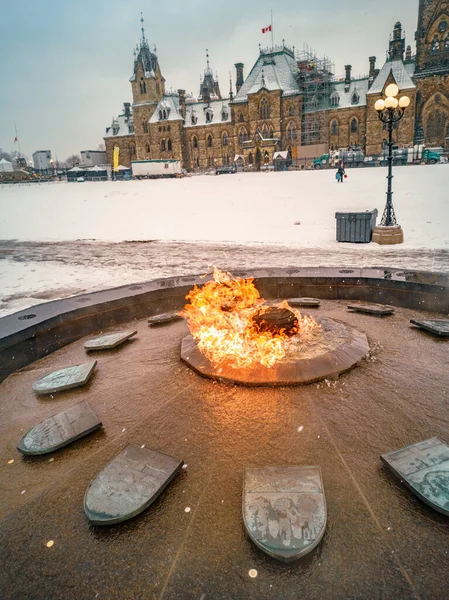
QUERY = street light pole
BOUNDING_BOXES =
[372,83,410,245]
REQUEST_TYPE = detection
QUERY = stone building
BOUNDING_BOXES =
[104,1,449,170]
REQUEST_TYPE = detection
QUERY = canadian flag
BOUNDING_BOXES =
[261,25,272,33]
[13,136,18,144]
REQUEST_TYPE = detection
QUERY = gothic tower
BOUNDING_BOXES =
[413,0,449,147]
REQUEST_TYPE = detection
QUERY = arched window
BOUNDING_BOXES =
[207,135,212,148]
[259,98,270,119]
[130,143,136,156]
[238,127,248,146]
[248,152,253,164]
[431,34,440,53]
[191,111,197,125]
[312,120,320,140]
[160,139,166,152]
[145,142,150,153]
[331,120,338,135]
[269,126,274,138]
[221,109,228,121]
[159,110,163,120]
[261,124,269,138]
[287,122,297,141]
[351,118,358,133]
[264,150,270,164]
[239,112,245,122]
[352,90,360,104]
[192,136,198,149]
[163,110,167,119]
[143,81,146,94]
[330,92,340,107]
[143,121,148,134]
[140,79,146,94]
[167,125,171,132]
[222,132,229,146]
[167,139,172,151]
[206,109,213,123]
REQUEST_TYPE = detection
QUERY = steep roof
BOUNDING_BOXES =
[233,47,300,104]
[104,114,134,138]
[149,94,183,123]
[184,98,232,128]
[367,59,416,94]
[328,78,370,110]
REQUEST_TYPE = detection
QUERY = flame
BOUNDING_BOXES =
[181,268,321,368]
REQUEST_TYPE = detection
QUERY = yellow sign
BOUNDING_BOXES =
[113,146,120,172]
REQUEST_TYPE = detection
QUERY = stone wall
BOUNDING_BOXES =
[105,135,134,168]
[414,75,449,147]
[327,106,367,150]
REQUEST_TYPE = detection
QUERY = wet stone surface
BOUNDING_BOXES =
[381,438,449,516]
[32,361,97,395]
[347,303,395,316]
[84,444,183,525]
[84,330,137,351]
[410,319,449,337]
[1,300,449,599]
[17,401,102,455]
[243,466,326,562]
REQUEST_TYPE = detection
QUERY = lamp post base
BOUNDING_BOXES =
[372,225,404,245]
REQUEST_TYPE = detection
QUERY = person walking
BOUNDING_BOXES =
[336,164,345,183]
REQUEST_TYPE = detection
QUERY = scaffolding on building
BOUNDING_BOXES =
[296,50,335,146]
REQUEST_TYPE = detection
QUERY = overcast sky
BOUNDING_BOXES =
[0,0,419,161]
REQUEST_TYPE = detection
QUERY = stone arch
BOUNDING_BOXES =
[330,119,339,136]
[422,92,449,147]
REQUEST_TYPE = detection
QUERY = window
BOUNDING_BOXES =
[287,122,297,141]
[143,121,148,134]
[207,135,212,148]
[205,109,213,123]
[145,143,150,153]
[330,92,340,107]
[261,124,269,138]
[331,120,338,135]
[264,150,270,164]
[191,111,197,125]
[259,98,270,119]
[156,82,160,94]
[163,109,168,119]
[431,34,440,53]
[238,127,248,146]
[159,110,163,120]
[248,152,253,164]
[239,112,245,122]
[222,132,229,146]
[351,118,358,133]
[140,79,146,94]
[289,106,295,116]
[352,91,360,104]
[192,136,198,149]
[269,126,274,139]
[167,125,171,132]
[445,35,449,51]
[130,144,136,156]
[167,139,172,151]
[221,110,228,121]
[112,125,119,135]
[160,139,166,151]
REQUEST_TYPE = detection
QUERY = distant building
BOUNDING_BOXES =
[33,150,52,172]
[80,150,107,166]
[0,158,13,172]
[104,0,449,169]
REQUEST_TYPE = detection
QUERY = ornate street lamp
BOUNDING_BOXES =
[372,83,410,245]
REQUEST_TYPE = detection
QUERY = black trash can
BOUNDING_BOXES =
[335,209,378,243]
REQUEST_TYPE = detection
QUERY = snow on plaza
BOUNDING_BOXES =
[0,165,448,317]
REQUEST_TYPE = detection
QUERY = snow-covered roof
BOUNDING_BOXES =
[67,166,83,172]
[184,99,232,128]
[0,158,12,165]
[88,165,107,171]
[233,47,299,104]
[149,94,183,123]
[104,114,134,138]
[117,164,130,170]
[327,78,370,110]
[273,151,289,159]
[367,59,416,95]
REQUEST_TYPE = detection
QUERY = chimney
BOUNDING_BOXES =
[235,62,244,93]
[405,45,412,61]
[369,57,376,78]
[123,102,131,119]
[344,65,352,92]
[177,89,186,119]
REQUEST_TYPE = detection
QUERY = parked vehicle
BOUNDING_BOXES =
[422,147,442,164]
[313,154,329,169]
[131,159,181,179]
[215,165,237,175]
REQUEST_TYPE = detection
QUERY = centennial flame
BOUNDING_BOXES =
[181,268,321,368]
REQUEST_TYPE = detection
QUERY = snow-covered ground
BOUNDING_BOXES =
[1,166,448,317]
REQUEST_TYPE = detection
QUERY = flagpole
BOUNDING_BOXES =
[14,120,21,157]
[271,9,273,50]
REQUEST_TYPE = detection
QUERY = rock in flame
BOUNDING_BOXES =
[181,268,321,369]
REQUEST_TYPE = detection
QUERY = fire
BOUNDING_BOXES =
[181,268,321,368]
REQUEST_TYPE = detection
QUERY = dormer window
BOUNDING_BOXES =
[330,92,340,106]
[112,125,119,135]
[351,90,360,104]
[205,108,213,123]
[221,109,228,121]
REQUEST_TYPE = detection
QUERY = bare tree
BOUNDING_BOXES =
[64,154,81,167]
